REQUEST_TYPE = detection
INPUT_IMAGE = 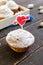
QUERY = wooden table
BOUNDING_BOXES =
[0,0,43,65]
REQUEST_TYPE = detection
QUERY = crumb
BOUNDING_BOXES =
[27,4,34,9]
[38,6,43,10]
[40,22,43,26]
[39,9,43,14]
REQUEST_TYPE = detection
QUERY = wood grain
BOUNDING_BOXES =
[0,20,43,65]
[17,46,43,65]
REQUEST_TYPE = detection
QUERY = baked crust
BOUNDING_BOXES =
[12,7,24,14]
[0,17,4,20]
[9,45,29,52]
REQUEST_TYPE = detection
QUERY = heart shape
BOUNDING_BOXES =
[17,15,29,25]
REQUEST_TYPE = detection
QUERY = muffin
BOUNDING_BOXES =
[6,0,19,14]
[0,0,7,6]
[6,29,35,52]
[0,5,14,20]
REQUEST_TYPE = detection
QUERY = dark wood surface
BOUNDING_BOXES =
[0,0,43,65]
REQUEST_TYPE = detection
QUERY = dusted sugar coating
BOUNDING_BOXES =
[6,29,35,48]
[6,0,19,10]
[6,0,19,14]
[0,5,14,18]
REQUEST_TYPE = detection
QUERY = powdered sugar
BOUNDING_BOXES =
[6,29,35,48]
[0,5,14,18]
[6,0,19,10]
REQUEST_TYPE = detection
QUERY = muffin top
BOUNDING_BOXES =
[6,0,19,10]
[6,29,35,48]
[0,5,14,18]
